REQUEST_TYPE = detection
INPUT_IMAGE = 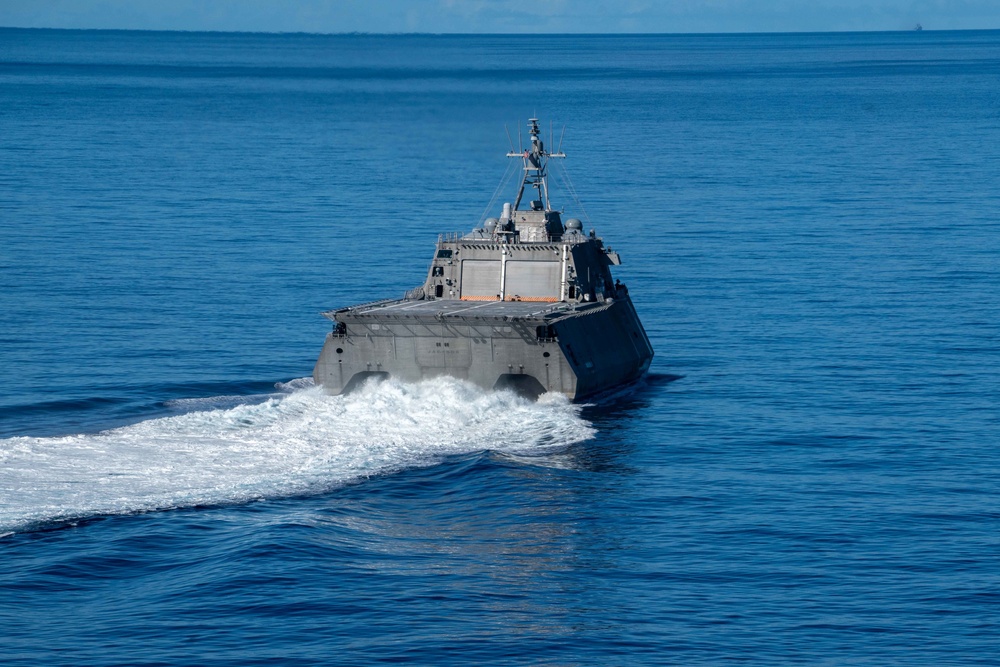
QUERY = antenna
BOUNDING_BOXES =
[557,124,566,154]
[504,124,515,153]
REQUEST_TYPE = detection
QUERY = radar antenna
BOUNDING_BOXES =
[507,118,565,212]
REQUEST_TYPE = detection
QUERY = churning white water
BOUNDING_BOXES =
[0,378,594,533]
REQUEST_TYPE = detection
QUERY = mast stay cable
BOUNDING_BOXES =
[477,158,519,227]
[552,160,591,225]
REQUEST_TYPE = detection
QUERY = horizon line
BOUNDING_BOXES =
[3,25,995,38]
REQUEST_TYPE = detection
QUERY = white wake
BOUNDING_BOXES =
[0,378,594,533]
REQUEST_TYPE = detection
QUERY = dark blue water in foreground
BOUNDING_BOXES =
[3,28,1000,665]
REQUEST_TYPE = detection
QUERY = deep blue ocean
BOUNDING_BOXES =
[2,27,1000,665]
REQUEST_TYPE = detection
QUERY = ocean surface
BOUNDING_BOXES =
[2,27,1000,665]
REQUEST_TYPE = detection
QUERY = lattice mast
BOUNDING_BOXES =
[508,118,565,212]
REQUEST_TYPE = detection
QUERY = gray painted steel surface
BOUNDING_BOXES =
[313,119,654,400]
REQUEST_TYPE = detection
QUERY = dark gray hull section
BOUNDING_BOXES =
[313,297,653,401]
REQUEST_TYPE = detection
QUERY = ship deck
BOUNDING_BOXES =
[325,298,614,323]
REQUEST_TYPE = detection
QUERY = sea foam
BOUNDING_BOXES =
[0,378,593,533]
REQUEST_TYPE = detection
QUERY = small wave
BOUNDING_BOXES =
[0,378,593,534]
[163,394,274,410]
[275,377,315,392]
[160,378,316,410]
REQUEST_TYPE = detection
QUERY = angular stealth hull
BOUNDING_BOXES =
[313,293,653,401]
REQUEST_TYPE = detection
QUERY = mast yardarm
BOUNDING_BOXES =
[507,118,565,212]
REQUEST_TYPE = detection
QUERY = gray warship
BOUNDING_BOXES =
[313,119,654,401]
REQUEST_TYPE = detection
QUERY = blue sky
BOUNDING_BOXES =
[1,0,997,33]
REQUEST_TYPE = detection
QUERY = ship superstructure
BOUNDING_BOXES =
[313,119,654,400]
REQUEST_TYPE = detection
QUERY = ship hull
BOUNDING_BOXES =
[313,297,653,401]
